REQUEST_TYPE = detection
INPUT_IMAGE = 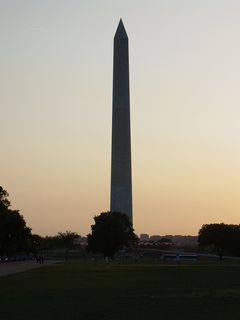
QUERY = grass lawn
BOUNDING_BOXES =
[1,258,240,320]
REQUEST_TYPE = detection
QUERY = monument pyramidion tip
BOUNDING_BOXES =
[114,19,128,39]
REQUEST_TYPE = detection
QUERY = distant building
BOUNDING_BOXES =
[149,235,161,242]
[138,234,198,248]
[172,235,198,247]
[139,234,149,242]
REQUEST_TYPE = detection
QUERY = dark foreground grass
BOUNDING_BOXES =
[1,259,240,320]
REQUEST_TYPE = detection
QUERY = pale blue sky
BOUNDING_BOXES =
[1,0,240,235]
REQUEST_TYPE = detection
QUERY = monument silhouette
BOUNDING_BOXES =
[110,19,132,222]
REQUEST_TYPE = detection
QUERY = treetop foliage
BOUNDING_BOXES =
[0,186,11,209]
[87,211,138,258]
[0,186,32,255]
[198,223,240,259]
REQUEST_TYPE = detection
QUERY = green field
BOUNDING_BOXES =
[1,259,240,320]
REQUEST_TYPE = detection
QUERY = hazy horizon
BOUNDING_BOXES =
[1,1,240,236]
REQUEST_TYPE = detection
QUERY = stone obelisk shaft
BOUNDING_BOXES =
[110,19,132,222]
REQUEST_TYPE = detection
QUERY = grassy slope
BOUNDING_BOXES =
[1,259,240,320]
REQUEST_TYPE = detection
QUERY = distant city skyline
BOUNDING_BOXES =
[1,1,240,236]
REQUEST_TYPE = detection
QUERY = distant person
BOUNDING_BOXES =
[176,254,181,265]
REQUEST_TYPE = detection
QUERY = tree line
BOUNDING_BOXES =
[0,186,138,259]
[0,186,80,258]
[1,185,240,260]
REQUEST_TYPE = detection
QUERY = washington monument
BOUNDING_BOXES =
[110,19,132,222]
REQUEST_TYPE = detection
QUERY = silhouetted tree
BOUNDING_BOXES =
[24,234,43,254]
[0,186,10,209]
[40,235,63,251]
[198,223,240,259]
[58,231,80,261]
[0,186,32,255]
[87,211,138,259]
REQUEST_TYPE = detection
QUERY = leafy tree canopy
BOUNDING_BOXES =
[198,223,240,259]
[0,186,31,255]
[87,211,138,258]
[58,231,80,260]
[0,186,10,209]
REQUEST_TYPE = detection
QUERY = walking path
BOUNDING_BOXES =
[0,260,61,277]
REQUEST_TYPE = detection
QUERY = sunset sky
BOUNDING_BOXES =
[1,0,240,236]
